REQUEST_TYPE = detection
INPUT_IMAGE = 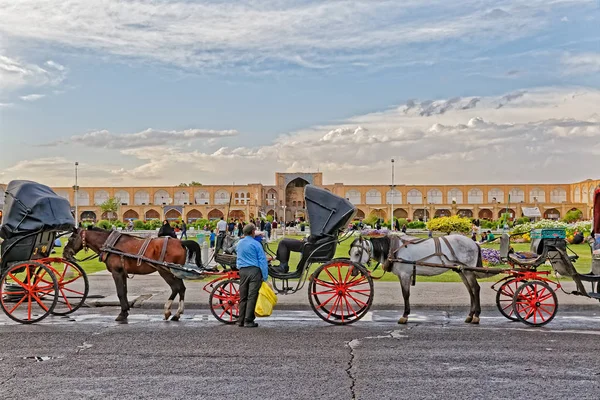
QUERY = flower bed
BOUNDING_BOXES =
[481,248,502,266]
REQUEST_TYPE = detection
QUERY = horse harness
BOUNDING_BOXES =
[97,231,171,270]
[384,235,464,286]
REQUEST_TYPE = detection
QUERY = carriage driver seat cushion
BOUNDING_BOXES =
[507,251,544,266]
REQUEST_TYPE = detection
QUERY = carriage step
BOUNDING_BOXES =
[588,292,600,299]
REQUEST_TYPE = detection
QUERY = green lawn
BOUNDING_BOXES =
[57,234,596,283]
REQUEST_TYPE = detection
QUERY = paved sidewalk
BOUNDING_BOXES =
[85,271,600,312]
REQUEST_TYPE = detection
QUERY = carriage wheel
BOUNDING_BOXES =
[495,278,524,321]
[309,260,373,325]
[0,261,59,324]
[512,280,558,327]
[209,279,240,324]
[38,258,89,315]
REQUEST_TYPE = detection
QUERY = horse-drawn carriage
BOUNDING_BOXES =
[0,181,89,323]
[206,185,374,325]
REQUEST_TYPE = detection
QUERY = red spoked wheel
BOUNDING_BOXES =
[0,261,59,324]
[512,280,558,327]
[39,258,89,316]
[308,259,373,325]
[209,279,240,324]
[495,278,524,321]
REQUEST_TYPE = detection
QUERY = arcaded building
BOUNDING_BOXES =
[0,173,598,223]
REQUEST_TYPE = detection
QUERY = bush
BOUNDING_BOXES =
[145,219,162,230]
[514,217,530,226]
[97,220,112,230]
[426,216,471,235]
[133,220,146,230]
[407,221,426,229]
[563,209,583,223]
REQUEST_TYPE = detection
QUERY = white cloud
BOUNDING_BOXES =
[562,52,600,74]
[20,93,45,101]
[0,54,66,91]
[49,128,239,149]
[5,87,600,186]
[0,0,591,72]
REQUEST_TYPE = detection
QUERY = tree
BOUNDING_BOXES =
[563,209,582,223]
[100,197,120,221]
[178,181,202,187]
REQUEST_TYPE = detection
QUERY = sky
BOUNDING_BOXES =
[1,0,600,187]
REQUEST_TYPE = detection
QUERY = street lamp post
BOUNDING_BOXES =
[74,162,79,226]
[282,205,287,237]
[391,158,395,230]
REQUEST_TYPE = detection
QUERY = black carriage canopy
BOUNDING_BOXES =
[304,185,356,237]
[0,180,75,240]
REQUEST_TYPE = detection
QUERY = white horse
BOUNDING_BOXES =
[350,234,497,324]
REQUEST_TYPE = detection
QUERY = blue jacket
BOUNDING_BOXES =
[236,236,269,281]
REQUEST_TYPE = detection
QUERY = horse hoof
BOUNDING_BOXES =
[464,316,473,323]
[115,313,128,322]
[471,316,480,325]
[171,315,180,322]
[164,311,171,321]
[397,317,408,324]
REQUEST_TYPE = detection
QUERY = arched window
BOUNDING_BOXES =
[194,190,210,205]
[154,190,170,205]
[115,190,130,205]
[386,189,402,205]
[590,185,595,203]
[134,190,150,205]
[77,190,90,206]
[426,189,442,204]
[55,190,70,202]
[573,187,581,203]
[365,189,382,204]
[467,188,483,204]
[550,188,566,203]
[447,188,463,204]
[509,188,525,203]
[488,188,504,204]
[407,189,422,205]
[215,190,230,205]
[345,190,361,205]
[93,190,109,206]
[174,190,190,205]
[529,188,546,203]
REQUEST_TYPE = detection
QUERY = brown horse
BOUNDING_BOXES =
[63,227,203,322]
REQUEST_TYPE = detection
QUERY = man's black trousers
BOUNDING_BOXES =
[238,266,263,324]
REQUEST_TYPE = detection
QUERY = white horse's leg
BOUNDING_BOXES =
[465,272,481,324]
[397,268,412,324]
[458,272,476,323]
[174,300,185,319]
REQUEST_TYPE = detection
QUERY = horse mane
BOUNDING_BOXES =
[87,226,110,233]
[369,236,390,261]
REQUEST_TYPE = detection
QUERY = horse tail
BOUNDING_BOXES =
[476,243,483,269]
[181,240,203,268]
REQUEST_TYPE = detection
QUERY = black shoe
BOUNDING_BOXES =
[238,323,244,327]
[243,322,258,328]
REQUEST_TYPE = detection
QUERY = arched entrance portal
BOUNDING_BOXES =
[80,211,97,222]
[369,209,387,221]
[413,209,430,221]
[393,208,408,219]
[434,209,451,218]
[544,208,561,220]
[165,209,181,221]
[123,209,140,221]
[208,209,224,220]
[478,209,493,219]
[229,210,245,221]
[457,209,473,218]
[186,209,202,223]
[145,209,160,221]
[355,209,365,220]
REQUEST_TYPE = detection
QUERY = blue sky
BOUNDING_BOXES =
[1,0,599,186]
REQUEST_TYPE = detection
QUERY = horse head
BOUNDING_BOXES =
[349,237,372,265]
[63,227,84,260]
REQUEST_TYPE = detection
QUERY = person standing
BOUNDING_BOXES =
[209,229,216,249]
[237,220,244,237]
[216,216,227,251]
[158,220,177,238]
[235,223,268,328]
[180,220,188,240]
[401,224,407,234]
[264,220,272,241]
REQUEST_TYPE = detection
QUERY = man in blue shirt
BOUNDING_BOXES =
[236,223,269,328]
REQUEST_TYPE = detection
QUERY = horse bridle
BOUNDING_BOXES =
[349,237,373,260]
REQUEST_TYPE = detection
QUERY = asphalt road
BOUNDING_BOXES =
[1,309,600,400]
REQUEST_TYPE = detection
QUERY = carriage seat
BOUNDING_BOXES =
[302,235,338,262]
[507,251,545,267]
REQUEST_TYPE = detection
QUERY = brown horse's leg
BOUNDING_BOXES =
[172,280,186,321]
[158,270,179,320]
[458,272,475,323]
[110,263,129,322]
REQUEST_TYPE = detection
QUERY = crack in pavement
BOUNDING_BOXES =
[345,339,360,400]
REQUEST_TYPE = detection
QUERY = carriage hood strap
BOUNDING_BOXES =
[159,237,169,263]
[99,230,122,262]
